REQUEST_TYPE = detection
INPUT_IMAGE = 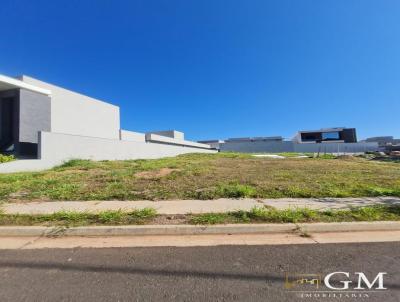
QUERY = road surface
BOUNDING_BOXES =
[0,242,399,301]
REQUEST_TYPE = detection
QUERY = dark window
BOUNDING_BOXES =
[301,133,320,142]
[0,98,15,152]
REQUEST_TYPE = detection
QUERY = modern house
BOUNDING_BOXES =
[293,127,357,144]
[0,74,215,172]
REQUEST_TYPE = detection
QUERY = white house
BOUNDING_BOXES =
[0,74,215,172]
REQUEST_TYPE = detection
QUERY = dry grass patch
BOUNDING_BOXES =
[135,168,180,179]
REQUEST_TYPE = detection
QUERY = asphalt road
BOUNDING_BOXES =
[0,242,399,301]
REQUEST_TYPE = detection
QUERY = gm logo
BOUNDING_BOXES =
[285,272,387,291]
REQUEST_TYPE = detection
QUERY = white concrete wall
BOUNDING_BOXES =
[219,140,379,153]
[20,76,120,139]
[145,133,212,149]
[202,141,222,150]
[148,130,184,140]
[293,142,379,153]
[120,130,146,142]
[39,132,215,163]
[220,141,295,153]
[0,132,215,173]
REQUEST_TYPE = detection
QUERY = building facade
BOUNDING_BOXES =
[293,127,357,144]
[0,74,215,172]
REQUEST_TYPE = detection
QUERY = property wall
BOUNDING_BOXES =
[293,142,379,153]
[119,130,146,142]
[39,131,216,163]
[18,89,51,144]
[145,133,212,149]
[219,141,379,153]
[148,130,184,140]
[199,141,221,150]
[19,76,120,139]
[220,141,295,153]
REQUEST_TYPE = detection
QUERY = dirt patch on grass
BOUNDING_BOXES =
[152,214,188,225]
[135,168,180,179]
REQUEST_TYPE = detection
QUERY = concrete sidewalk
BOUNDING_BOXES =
[2,197,400,215]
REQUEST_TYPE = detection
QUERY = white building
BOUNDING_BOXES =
[0,74,215,172]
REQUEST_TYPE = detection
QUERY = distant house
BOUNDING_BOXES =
[363,136,400,153]
[293,127,357,144]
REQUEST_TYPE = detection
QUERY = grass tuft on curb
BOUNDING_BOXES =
[2,205,400,226]
[189,205,400,224]
[0,208,157,227]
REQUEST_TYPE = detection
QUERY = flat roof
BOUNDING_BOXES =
[298,127,349,134]
[0,74,52,96]
[198,140,223,143]
[226,136,283,142]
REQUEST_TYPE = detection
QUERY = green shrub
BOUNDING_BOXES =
[190,213,228,224]
[98,210,124,223]
[216,183,257,198]
[42,211,90,223]
[364,187,400,197]
[128,208,157,218]
[0,154,15,164]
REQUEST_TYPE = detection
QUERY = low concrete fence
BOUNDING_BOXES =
[220,141,379,154]
[39,132,215,162]
[220,141,295,153]
[0,132,216,173]
[293,142,379,153]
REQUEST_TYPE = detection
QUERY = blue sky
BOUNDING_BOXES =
[1,0,399,141]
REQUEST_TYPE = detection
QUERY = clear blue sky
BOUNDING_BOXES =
[1,1,399,141]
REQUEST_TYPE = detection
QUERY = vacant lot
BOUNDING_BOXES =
[0,153,399,201]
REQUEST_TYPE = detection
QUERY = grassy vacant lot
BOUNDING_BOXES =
[0,153,399,202]
[1,205,400,226]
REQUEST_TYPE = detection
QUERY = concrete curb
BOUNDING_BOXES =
[0,224,297,237]
[1,221,400,237]
[297,221,400,233]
